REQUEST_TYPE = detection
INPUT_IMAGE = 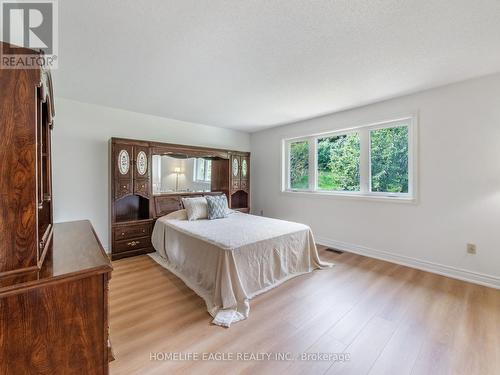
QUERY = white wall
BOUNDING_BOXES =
[52,98,250,250]
[250,73,500,286]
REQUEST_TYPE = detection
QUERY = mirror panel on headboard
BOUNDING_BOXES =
[152,155,215,195]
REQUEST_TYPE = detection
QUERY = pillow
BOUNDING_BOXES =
[206,195,229,220]
[164,209,187,220]
[182,197,208,221]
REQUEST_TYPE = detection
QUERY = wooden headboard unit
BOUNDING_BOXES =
[153,192,224,218]
[110,137,250,260]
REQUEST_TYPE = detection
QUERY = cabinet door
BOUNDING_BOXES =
[240,156,249,181]
[231,155,240,190]
[114,144,133,199]
[134,146,150,180]
[133,146,150,198]
[37,100,43,209]
[115,144,133,180]
[43,123,53,204]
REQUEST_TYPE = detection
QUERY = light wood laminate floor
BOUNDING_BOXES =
[109,247,500,375]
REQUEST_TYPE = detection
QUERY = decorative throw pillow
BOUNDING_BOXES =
[182,197,208,221]
[206,195,229,220]
[165,209,187,220]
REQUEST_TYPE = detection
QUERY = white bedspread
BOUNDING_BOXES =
[151,210,332,327]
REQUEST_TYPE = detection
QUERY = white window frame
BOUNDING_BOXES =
[281,116,417,202]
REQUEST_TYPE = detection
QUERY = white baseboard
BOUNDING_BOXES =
[315,236,500,290]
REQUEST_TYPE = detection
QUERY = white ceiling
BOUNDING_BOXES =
[55,0,500,132]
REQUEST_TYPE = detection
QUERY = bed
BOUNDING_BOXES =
[150,209,332,327]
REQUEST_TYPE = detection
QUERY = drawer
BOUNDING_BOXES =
[114,223,151,241]
[111,247,154,260]
[113,236,151,254]
[134,179,150,197]
[240,180,248,189]
[115,180,132,199]
[232,180,240,190]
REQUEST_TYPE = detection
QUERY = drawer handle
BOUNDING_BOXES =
[127,240,140,247]
[121,232,125,236]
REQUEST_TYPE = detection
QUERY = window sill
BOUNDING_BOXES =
[280,190,417,204]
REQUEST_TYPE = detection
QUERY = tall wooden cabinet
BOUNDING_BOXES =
[0,61,54,277]
[229,152,250,213]
[111,138,154,260]
[0,42,112,374]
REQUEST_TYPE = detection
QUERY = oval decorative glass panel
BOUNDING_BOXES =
[118,150,130,175]
[232,157,239,176]
[136,151,147,175]
[241,159,248,177]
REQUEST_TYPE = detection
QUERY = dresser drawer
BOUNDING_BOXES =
[113,223,151,241]
[134,179,150,198]
[115,180,132,199]
[232,180,240,190]
[240,180,248,190]
[113,236,151,254]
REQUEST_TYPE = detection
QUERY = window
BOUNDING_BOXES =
[194,158,212,182]
[283,117,415,200]
[370,126,408,193]
[289,140,309,189]
[317,133,360,192]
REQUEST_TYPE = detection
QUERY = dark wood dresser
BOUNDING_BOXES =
[0,221,113,374]
[0,42,113,374]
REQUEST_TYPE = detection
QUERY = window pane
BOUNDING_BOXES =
[205,160,212,181]
[289,141,309,189]
[317,133,360,191]
[196,158,205,181]
[370,126,409,193]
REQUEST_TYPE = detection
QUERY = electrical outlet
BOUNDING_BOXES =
[467,243,477,254]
